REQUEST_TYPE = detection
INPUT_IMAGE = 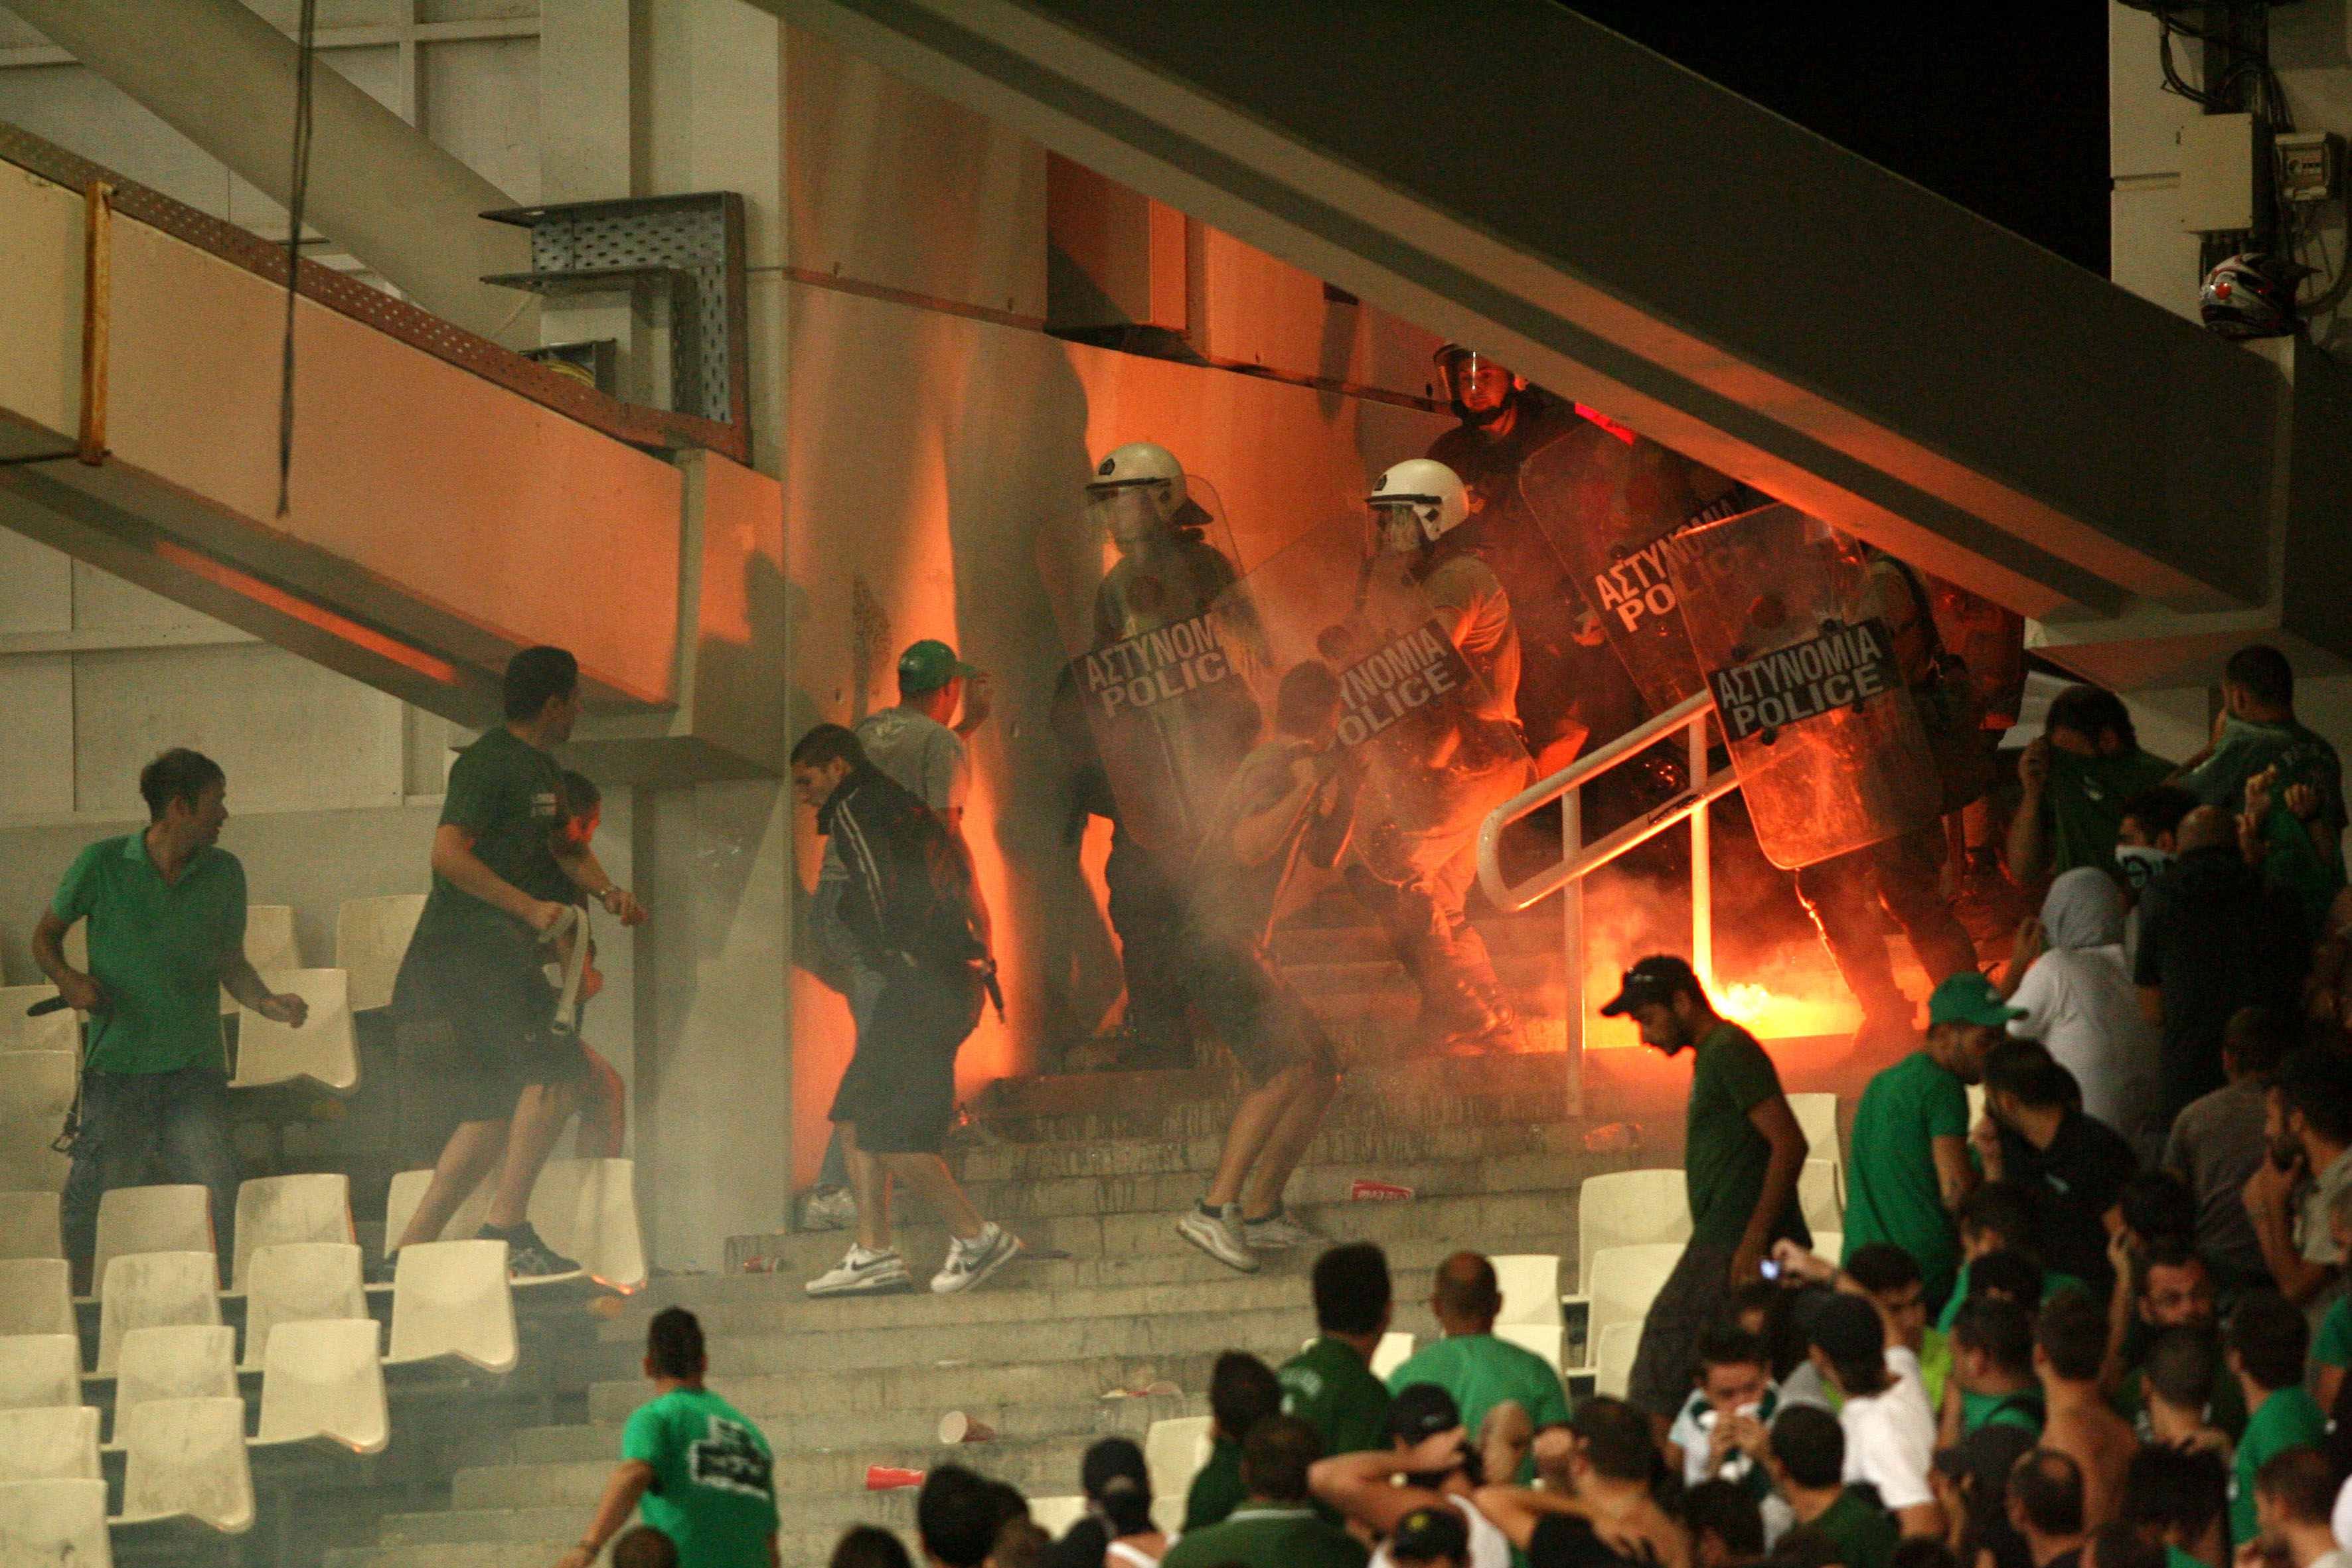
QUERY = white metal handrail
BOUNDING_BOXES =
[1475,690,1736,1033]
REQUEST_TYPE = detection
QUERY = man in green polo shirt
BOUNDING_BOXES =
[1281,1242,1395,1460]
[2227,1291,2326,1543]
[33,749,309,1285]
[1763,1403,1901,1568]
[1387,1251,1568,1480]
[1844,973,2014,1310]
[386,647,647,1279]
[1161,1414,1367,1568]
[1610,955,1810,1426]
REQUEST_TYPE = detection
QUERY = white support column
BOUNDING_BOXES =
[1688,711,1713,994]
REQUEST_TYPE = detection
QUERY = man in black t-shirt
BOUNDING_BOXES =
[1475,1397,1685,1568]
[1978,1044,2137,1298]
[387,647,646,1279]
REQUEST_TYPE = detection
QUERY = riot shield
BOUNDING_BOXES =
[1517,422,1747,715]
[1038,473,1271,860]
[1665,505,1943,869]
[1238,518,1532,884]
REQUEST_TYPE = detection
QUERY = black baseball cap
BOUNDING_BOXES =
[1795,1290,1884,1364]
[1386,1382,1464,1444]
[1599,955,1700,1017]
[1389,1504,1470,1564]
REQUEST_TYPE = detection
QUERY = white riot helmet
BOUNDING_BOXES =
[1368,458,1468,552]
[1087,441,1188,550]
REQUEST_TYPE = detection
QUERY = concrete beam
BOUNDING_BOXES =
[5,0,532,343]
[764,0,2293,630]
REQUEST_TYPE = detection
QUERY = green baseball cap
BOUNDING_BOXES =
[897,639,977,695]
[1928,971,2024,1028]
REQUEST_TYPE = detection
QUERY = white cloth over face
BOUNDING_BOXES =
[2008,868,2161,1157]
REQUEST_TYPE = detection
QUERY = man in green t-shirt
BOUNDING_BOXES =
[1187,1351,1283,1531]
[1607,956,1809,1423]
[2007,685,2177,890]
[1162,1415,1366,1568]
[1761,1404,1900,1568]
[2175,645,2345,863]
[1279,1243,1394,1459]
[2227,1291,2327,1543]
[554,1307,777,1568]
[1386,1251,1569,1480]
[1845,972,2013,1310]
[35,749,311,1286]
[386,647,647,1279]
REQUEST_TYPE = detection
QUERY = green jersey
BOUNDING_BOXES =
[1386,1333,1569,1480]
[1160,1504,1368,1568]
[51,834,246,1075]
[2038,747,2177,878]
[2233,1386,2326,1543]
[621,1387,777,1568]
[1184,1435,1247,1532]
[1787,1489,1900,1568]
[1279,1337,1391,1460]
[1844,1050,1970,1307]
[409,726,567,951]
[1687,1022,1807,1247]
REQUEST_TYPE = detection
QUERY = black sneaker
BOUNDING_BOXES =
[483,1221,582,1281]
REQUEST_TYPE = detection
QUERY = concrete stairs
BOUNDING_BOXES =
[324,1030,1613,1568]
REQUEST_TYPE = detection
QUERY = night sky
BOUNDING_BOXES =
[1564,5,2112,277]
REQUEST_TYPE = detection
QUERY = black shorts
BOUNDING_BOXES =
[393,940,585,1125]
[828,963,982,1155]
[1182,939,1335,1083]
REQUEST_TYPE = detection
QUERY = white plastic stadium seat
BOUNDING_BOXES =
[382,1168,492,1255]
[1812,1231,1843,1267]
[222,905,299,1016]
[1144,1415,1212,1537]
[1370,1331,1415,1381]
[95,1253,222,1377]
[528,1158,647,1291]
[93,1186,214,1286]
[1561,1243,1684,1371]
[1788,1093,1840,1172]
[1966,1082,1988,1133]
[0,1337,80,1412]
[112,1395,255,1534]
[230,1174,355,1293]
[0,988,76,1054]
[240,1243,368,1370]
[0,1260,73,1338]
[252,1318,389,1455]
[0,1054,76,1192]
[1028,1496,1088,1537]
[0,1477,113,1568]
[0,1406,99,1482]
[0,1191,62,1260]
[1594,1320,1643,1399]
[1492,1255,1563,1328]
[230,969,357,1093]
[1800,1159,1843,1234]
[108,1326,236,1448]
[335,895,426,1013]
[1575,1170,1692,1287]
[384,1239,516,1375]
[1496,1322,1563,1371]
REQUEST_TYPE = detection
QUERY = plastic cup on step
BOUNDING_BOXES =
[1350,1178,1414,1201]
[866,1465,927,1490]
[937,1411,994,1444]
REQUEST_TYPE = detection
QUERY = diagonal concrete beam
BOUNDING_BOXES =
[5,0,532,343]
[765,0,2292,630]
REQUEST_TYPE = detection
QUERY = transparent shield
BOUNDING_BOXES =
[1240,518,1531,882]
[1038,473,1272,859]
[1518,424,1741,714]
[1666,505,1942,868]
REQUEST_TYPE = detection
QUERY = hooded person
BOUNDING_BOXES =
[2000,869,2162,1158]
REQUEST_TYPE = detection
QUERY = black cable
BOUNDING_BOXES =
[275,0,318,519]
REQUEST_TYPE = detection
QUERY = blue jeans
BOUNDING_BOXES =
[60,1062,238,1277]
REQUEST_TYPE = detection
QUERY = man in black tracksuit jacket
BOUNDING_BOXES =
[790,723,1023,1299]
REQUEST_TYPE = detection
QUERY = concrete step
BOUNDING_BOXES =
[453,1431,1101,1508]
[947,1115,1578,1185]
[588,1351,1226,1425]
[499,1387,1204,1464]
[721,1184,1587,1279]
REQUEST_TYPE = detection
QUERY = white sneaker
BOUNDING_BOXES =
[801,1187,857,1232]
[1242,1207,1324,1250]
[805,1244,912,1296]
[1176,1202,1259,1273]
[931,1223,1024,1294]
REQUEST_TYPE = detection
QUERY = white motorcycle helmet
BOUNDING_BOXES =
[1087,441,1188,549]
[1368,458,1468,551]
